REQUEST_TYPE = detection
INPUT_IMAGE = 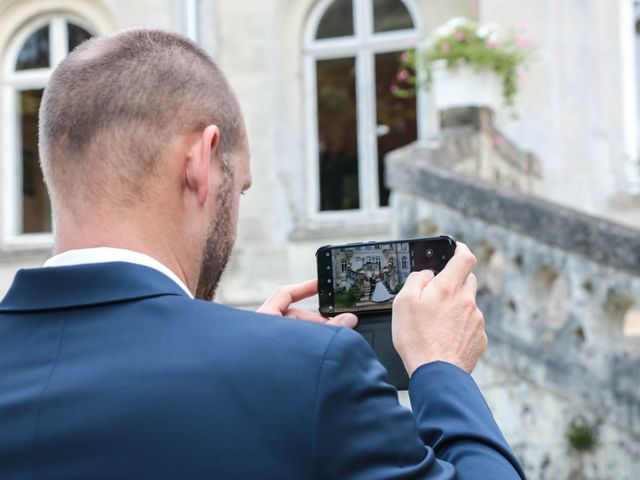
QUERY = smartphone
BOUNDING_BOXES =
[316,235,456,316]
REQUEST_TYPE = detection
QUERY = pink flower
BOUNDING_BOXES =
[455,31,466,41]
[390,85,399,94]
[400,51,409,62]
[485,39,500,49]
[517,21,529,32]
[517,68,527,87]
[441,42,451,53]
[396,69,409,81]
[516,36,530,48]
[492,135,505,147]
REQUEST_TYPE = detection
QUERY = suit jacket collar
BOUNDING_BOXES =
[0,262,189,312]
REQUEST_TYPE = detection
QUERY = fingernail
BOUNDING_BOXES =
[338,313,358,328]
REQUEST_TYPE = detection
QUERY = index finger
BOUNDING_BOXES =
[434,242,477,288]
[398,270,435,299]
[261,279,319,313]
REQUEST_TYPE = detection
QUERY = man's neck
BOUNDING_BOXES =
[53,217,200,295]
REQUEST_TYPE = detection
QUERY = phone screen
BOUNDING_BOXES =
[317,236,455,315]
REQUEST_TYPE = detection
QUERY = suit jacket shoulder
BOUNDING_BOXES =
[0,263,525,479]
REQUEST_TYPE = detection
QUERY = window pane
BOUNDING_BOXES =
[316,0,354,40]
[16,25,50,70]
[317,57,360,211]
[19,89,51,234]
[375,51,417,206]
[373,0,414,33]
[67,22,92,53]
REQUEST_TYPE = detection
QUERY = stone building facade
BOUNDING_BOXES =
[331,242,410,292]
[2,0,638,303]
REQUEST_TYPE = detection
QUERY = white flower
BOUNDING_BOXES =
[477,23,502,42]
[431,17,473,40]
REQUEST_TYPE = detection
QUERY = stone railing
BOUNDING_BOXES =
[424,107,543,194]
[387,119,640,479]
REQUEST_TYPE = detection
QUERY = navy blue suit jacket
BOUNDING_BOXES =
[0,263,525,479]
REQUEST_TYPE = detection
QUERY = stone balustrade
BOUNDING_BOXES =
[387,114,640,479]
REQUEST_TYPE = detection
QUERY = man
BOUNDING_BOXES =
[0,29,525,479]
[369,275,376,301]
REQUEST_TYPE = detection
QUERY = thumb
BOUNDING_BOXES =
[331,313,358,329]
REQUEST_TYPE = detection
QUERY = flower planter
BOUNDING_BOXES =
[431,59,502,112]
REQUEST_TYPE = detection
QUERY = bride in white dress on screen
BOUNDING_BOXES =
[371,281,393,303]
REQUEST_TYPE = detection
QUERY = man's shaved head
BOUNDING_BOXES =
[39,28,243,209]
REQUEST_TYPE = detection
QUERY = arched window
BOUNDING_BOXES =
[341,257,348,271]
[2,17,93,242]
[401,255,407,269]
[304,0,422,217]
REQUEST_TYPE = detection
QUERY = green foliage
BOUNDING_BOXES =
[393,19,531,110]
[347,288,363,305]
[334,293,348,307]
[565,419,599,453]
[335,288,363,308]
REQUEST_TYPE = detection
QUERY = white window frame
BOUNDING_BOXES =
[1,15,95,247]
[182,0,199,42]
[620,0,640,193]
[303,0,426,228]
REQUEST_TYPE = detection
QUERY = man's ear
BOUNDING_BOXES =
[186,125,220,206]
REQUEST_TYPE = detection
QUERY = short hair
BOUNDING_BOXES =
[39,28,243,208]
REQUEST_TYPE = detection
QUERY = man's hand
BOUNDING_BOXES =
[392,243,487,376]
[257,279,358,328]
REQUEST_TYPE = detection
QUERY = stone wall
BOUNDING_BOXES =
[388,137,640,479]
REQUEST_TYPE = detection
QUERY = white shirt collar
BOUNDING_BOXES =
[43,247,194,298]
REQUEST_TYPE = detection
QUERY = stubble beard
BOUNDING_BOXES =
[195,167,235,301]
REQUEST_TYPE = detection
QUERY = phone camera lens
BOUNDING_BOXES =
[425,249,434,258]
